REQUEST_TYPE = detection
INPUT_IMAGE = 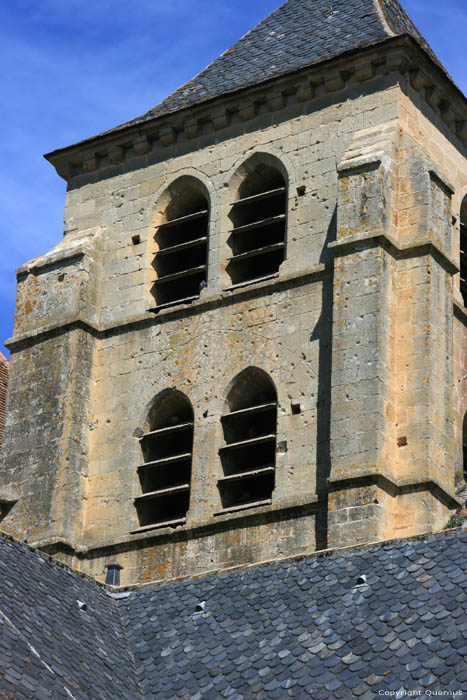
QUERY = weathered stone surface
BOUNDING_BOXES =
[1,47,466,587]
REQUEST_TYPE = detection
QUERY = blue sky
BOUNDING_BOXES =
[0,0,465,356]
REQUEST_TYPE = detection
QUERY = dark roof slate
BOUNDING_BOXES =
[380,0,437,60]
[126,0,438,126]
[0,528,466,698]
[118,529,467,698]
[0,535,142,700]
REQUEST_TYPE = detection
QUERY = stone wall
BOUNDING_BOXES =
[1,63,466,585]
[0,353,8,450]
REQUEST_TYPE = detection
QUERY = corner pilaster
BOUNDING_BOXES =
[0,231,101,549]
[327,123,460,548]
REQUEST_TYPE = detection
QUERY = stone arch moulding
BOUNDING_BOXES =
[225,150,293,198]
[149,171,214,223]
[218,367,278,513]
[221,365,279,413]
[143,387,195,431]
[453,184,467,220]
[133,388,195,533]
[222,151,293,289]
[147,172,215,310]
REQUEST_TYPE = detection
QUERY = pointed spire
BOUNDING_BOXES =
[139,0,434,121]
[45,0,458,166]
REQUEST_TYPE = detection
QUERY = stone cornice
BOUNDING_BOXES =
[6,224,460,350]
[329,231,459,276]
[32,484,462,576]
[44,36,467,182]
[327,472,462,509]
[33,494,320,558]
[5,264,328,350]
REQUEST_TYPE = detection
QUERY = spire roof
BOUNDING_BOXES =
[46,0,458,160]
[130,0,437,125]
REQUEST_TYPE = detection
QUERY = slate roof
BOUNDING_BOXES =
[116,0,438,130]
[47,0,451,156]
[1,528,466,698]
[120,529,467,699]
[0,535,142,699]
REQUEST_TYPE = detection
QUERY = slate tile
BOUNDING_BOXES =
[2,521,467,700]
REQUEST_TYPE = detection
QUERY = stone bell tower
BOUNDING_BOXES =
[1,0,466,586]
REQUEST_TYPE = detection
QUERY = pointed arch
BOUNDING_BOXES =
[134,389,194,531]
[218,367,277,512]
[152,175,210,308]
[227,151,290,199]
[225,153,288,287]
[145,388,194,431]
[224,366,277,413]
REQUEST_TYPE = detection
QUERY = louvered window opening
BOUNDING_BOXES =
[227,171,286,287]
[134,403,193,532]
[153,206,208,309]
[218,381,277,513]
[461,219,467,307]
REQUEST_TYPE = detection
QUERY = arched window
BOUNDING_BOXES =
[134,391,193,531]
[226,161,286,287]
[461,196,467,306]
[218,368,277,512]
[152,179,209,309]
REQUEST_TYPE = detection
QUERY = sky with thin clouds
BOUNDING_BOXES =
[0,0,465,356]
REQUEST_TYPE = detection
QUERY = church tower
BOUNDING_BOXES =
[2,0,466,586]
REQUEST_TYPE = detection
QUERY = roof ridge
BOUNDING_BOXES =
[45,0,463,156]
[114,0,445,129]
[373,0,395,36]
[378,0,441,67]
[111,590,146,700]
[139,2,286,124]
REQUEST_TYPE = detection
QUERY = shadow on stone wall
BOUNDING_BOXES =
[312,206,336,550]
